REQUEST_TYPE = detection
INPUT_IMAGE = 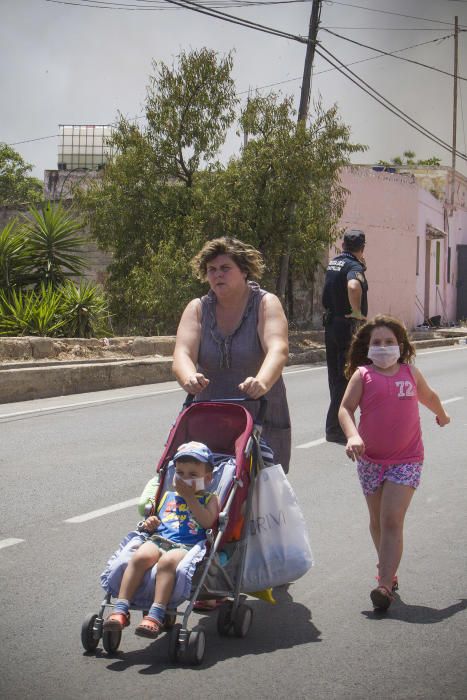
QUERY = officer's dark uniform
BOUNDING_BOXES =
[322,242,368,443]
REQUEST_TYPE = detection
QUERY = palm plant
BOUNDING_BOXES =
[22,203,87,287]
[0,220,31,294]
[0,285,66,337]
[28,284,68,336]
[59,279,111,338]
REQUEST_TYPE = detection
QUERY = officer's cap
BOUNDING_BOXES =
[343,229,365,251]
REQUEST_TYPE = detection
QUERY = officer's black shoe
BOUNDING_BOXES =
[325,433,347,445]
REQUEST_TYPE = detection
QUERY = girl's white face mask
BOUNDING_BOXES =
[368,345,400,369]
[173,475,205,492]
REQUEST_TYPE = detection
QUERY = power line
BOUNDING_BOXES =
[237,33,458,93]
[322,26,462,31]
[43,0,311,9]
[315,43,467,161]
[325,1,467,30]
[6,134,61,146]
[13,1,467,161]
[157,0,308,41]
[7,28,461,146]
[323,28,466,81]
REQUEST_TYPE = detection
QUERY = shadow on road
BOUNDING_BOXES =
[361,596,467,623]
[98,586,321,673]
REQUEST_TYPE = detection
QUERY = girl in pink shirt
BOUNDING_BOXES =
[339,315,450,611]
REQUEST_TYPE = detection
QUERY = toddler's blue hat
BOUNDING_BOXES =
[174,441,213,464]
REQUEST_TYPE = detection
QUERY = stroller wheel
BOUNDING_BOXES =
[217,601,233,636]
[185,630,206,666]
[168,624,182,663]
[102,629,122,654]
[81,614,100,652]
[233,604,253,638]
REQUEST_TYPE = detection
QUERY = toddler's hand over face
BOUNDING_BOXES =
[174,474,198,499]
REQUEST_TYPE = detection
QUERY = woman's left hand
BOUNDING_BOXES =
[239,376,268,399]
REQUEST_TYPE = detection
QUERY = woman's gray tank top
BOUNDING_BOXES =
[196,281,291,471]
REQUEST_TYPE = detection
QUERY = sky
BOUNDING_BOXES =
[1,0,467,179]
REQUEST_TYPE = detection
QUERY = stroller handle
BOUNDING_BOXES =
[183,394,268,426]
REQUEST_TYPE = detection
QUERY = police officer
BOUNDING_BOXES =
[322,229,368,444]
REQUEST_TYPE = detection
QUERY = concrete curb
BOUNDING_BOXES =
[0,358,173,404]
[1,336,465,405]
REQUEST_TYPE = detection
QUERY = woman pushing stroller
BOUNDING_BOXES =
[103,441,219,638]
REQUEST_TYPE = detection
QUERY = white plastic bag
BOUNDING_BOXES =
[242,464,314,592]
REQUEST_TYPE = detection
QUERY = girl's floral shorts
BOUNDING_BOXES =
[357,457,423,496]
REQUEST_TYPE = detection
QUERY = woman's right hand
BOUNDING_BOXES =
[183,373,210,395]
[345,434,365,461]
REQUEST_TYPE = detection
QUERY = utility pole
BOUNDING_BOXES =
[298,0,322,124]
[450,15,458,213]
[277,0,322,304]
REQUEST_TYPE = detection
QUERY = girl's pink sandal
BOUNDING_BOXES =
[376,564,399,592]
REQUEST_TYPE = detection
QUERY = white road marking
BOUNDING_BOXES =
[296,437,326,449]
[417,346,467,356]
[294,396,463,448]
[0,538,25,550]
[1,346,463,421]
[442,396,464,404]
[65,497,140,523]
[284,366,326,375]
[0,387,182,420]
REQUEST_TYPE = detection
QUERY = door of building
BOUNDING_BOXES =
[456,245,467,321]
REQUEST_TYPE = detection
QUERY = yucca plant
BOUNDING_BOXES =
[21,202,87,287]
[59,279,111,338]
[0,288,36,335]
[28,284,67,336]
[0,285,67,337]
[0,219,31,294]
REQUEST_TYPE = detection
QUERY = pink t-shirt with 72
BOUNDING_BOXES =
[358,363,424,466]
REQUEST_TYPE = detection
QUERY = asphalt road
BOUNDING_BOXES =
[1,346,466,700]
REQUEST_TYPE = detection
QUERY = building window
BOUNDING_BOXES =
[447,246,451,284]
[416,236,420,275]
[435,241,441,285]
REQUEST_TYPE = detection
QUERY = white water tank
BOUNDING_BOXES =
[58,125,113,170]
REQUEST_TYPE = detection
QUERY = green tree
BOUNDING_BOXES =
[77,48,237,333]
[0,144,43,206]
[384,152,442,169]
[194,95,365,313]
[78,51,364,332]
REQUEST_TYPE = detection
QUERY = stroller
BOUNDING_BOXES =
[81,397,270,665]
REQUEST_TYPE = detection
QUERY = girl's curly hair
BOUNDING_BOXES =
[345,314,416,379]
[191,236,265,281]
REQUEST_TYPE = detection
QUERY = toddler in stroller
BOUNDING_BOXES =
[82,399,268,664]
[103,440,219,639]
[82,398,312,665]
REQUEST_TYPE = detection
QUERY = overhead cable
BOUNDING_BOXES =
[315,43,467,161]
[325,1,467,30]
[323,28,466,81]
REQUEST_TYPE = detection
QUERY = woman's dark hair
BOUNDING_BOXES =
[345,314,416,379]
[191,236,265,281]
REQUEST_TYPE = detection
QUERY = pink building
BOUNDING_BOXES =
[337,166,467,329]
